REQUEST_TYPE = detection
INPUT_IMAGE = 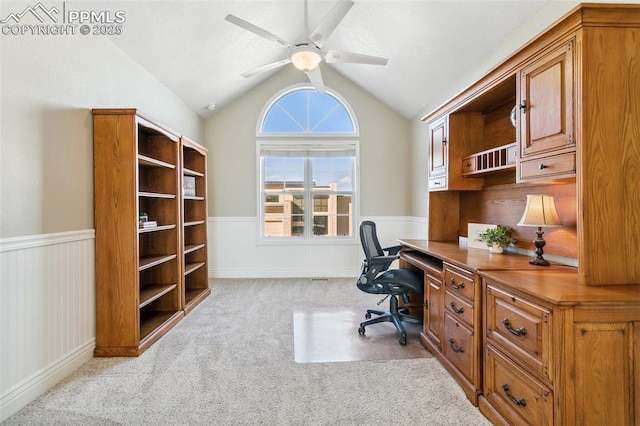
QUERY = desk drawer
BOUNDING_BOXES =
[485,345,553,426]
[445,291,474,327]
[444,264,475,302]
[428,176,447,191]
[519,152,575,181]
[486,284,552,381]
[444,312,473,381]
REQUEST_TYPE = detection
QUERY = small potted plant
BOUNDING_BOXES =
[476,226,516,253]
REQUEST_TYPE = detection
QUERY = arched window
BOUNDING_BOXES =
[261,89,355,134]
[257,86,358,240]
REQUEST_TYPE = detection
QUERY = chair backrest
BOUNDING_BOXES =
[360,221,384,261]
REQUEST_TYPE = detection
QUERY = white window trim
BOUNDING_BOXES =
[256,85,360,244]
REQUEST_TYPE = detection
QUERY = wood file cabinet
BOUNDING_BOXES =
[441,263,482,403]
[479,270,640,425]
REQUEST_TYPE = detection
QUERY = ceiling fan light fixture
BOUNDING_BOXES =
[290,45,322,71]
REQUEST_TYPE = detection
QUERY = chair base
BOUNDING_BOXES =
[358,294,422,345]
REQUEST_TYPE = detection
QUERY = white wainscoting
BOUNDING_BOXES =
[0,230,95,422]
[208,216,427,278]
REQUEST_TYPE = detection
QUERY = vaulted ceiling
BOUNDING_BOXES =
[105,1,584,120]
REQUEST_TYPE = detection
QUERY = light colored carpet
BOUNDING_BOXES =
[293,307,427,363]
[4,278,491,425]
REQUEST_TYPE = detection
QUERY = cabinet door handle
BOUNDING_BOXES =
[539,164,547,170]
[442,138,447,144]
[449,338,464,353]
[450,278,465,290]
[502,318,527,336]
[449,301,464,314]
[502,383,527,407]
[519,99,527,113]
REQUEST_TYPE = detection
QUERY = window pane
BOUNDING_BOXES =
[311,157,353,191]
[262,103,304,133]
[264,157,304,189]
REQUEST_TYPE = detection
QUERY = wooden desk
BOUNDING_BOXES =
[398,239,640,425]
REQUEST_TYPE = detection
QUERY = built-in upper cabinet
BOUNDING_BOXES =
[428,116,447,180]
[422,3,640,286]
[516,39,576,182]
[428,113,484,192]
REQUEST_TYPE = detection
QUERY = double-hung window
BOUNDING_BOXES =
[258,86,358,240]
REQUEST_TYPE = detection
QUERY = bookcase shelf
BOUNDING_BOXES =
[93,108,210,357]
[181,137,210,314]
[139,224,176,234]
[139,283,178,308]
[184,243,206,255]
[138,154,176,169]
[183,167,204,177]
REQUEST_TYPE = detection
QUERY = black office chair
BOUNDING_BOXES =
[356,221,424,345]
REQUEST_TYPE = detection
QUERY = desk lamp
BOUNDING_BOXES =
[518,194,562,266]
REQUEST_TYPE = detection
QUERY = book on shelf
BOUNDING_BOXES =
[183,176,196,196]
[140,221,158,228]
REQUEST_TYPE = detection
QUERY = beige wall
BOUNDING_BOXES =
[205,65,412,217]
[0,34,203,238]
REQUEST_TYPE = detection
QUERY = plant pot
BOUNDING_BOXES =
[490,244,504,254]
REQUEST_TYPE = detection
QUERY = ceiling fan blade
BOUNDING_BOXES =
[325,50,389,66]
[225,14,292,49]
[305,67,325,92]
[308,0,354,48]
[241,58,291,78]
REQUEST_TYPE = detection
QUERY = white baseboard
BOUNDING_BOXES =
[0,340,95,422]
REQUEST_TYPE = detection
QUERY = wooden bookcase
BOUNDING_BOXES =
[93,109,209,356]
[180,137,210,314]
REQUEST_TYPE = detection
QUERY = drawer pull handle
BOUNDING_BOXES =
[502,383,526,407]
[539,163,547,170]
[450,278,465,290]
[449,301,464,314]
[502,318,527,336]
[449,338,464,353]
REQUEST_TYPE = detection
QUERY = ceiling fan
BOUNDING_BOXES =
[224,0,388,92]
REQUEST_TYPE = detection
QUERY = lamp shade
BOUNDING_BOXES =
[290,46,322,71]
[518,194,562,227]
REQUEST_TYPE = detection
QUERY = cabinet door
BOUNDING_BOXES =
[425,273,443,350]
[518,39,575,158]
[572,320,637,426]
[429,116,448,178]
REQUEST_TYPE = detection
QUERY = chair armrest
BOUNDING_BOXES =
[368,255,398,271]
[383,245,402,256]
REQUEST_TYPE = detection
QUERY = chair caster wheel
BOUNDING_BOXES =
[399,334,407,346]
[358,325,366,335]
[365,312,371,320]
